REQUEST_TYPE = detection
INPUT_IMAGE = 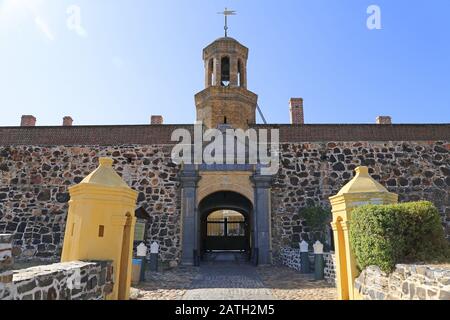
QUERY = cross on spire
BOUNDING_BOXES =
[217,8,236,37]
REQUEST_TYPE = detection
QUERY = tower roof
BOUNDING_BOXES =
[337,166,389,195]
[214,36,239,42]
[207,36,244,47]
[80,157,130,188]
[203,36,249,60]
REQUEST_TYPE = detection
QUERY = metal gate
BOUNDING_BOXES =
[205,218,249,251]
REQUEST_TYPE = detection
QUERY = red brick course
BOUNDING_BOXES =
[0,124,448,146]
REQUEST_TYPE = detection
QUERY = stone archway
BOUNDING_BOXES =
[198,191,253,260]
[197,171,254,205]
[179,167,273,266]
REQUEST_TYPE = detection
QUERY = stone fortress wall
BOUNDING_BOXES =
[0,125,448,264]
[272,140,449,262]
[0,145,180,262]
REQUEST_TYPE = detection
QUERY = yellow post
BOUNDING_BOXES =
[329,166,398,300]
[61,157,138,300]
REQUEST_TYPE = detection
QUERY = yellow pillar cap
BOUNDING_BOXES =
[99,157,114,167]
[355,166,369,175]
[336,165,389,195]
[79,157,129,188]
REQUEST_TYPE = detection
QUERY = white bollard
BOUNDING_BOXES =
[149,242,159,272]
[313,240,324,280]
[300,240,309,253]
[150,242,159,254]
[313,240,324,254]
[299,240,310,273]
[136,242,148,281]
[137,242,148,257]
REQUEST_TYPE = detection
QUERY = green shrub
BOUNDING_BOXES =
[350,201,450,273]
[299,206,332,244]
[299,206,331,231]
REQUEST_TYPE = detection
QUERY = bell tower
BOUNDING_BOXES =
[195,36,258,129]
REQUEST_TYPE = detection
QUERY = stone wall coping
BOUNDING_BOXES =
[0,234,13,242]
[364,264,450,274]
[395,263,450,276]
[281,247,335,254]
[13,260,112,282]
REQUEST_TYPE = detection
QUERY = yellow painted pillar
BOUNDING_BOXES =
[331,220,349,300]
[61,158,138,300]
[329,166,398,300]
[341,220,359,300]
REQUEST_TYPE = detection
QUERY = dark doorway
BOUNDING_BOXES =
[199,191,253,260]
[205,210,247,251]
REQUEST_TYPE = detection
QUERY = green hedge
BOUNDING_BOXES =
[350,201,450,273]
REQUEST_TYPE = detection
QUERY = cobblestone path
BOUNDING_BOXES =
[131,262,336,300]
[257,266,337,300]
[183,262,274,300]
[131,266,198,300]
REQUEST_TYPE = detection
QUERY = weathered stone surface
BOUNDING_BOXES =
[280,248,302,272]
[0,234,14,300]
[323,253,336,285]
[4,260,113,300]
[355,264,450,300]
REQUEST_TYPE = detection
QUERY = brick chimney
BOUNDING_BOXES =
[151,115,163,125]
[63,116,73,126]
[289,98,304,125]
[20,115,36,127]
[376,116,392,125]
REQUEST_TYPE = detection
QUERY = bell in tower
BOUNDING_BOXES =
[195,36,258,129]
[220,57,230,86]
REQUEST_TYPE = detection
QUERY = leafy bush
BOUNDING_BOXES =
[298,206,332,245]
[299,206,331,232]
[350,201,450,273]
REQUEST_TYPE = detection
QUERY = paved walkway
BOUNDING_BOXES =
[183,262,274,300]
[131,257,336,300]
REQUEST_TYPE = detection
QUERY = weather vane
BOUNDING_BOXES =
[217,8,236,37]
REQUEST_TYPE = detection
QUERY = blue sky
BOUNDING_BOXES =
[0,0,449,126]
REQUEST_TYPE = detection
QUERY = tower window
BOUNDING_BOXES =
[238,60,242,87]
[224,116,227,124]
[221,56,230,86]
[208,58,214,86]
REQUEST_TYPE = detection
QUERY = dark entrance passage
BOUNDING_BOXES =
[199,191,253,260]
[206,210,246,251]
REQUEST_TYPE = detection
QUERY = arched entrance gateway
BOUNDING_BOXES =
[179,166,273,266]
[199,191,253,260]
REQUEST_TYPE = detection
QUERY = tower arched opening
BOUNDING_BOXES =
[221,56,231,86]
